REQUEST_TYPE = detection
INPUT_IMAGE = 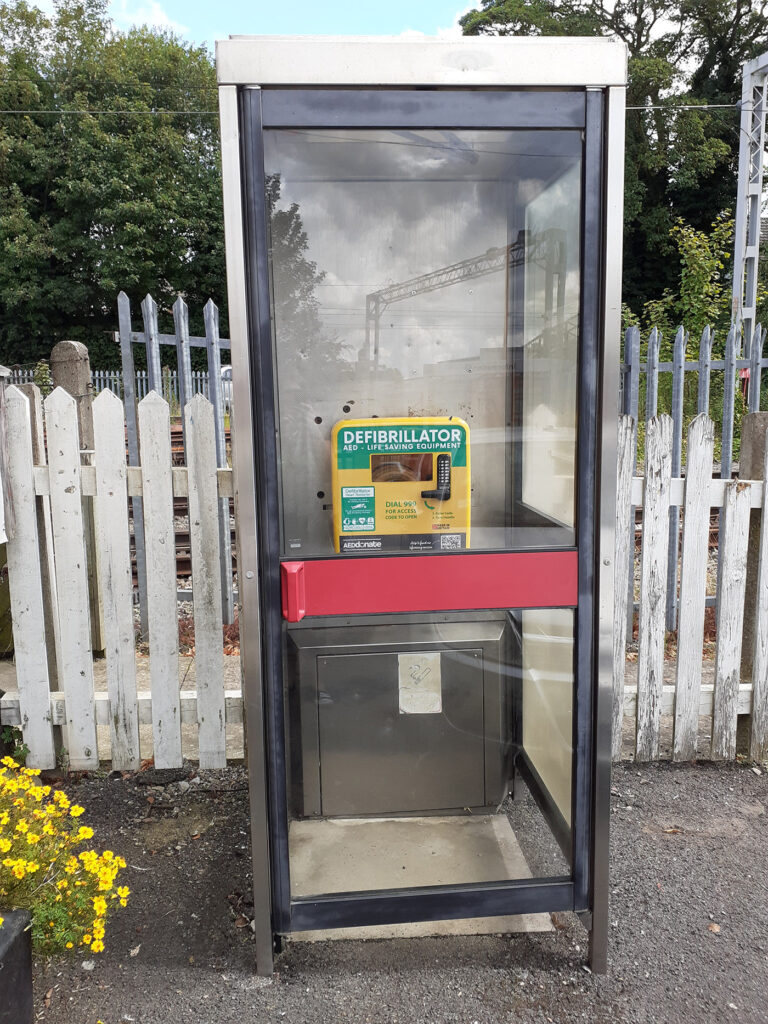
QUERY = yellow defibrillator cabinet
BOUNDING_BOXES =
[331,416,471,553]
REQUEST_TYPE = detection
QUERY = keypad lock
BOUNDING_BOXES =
[421,454,452,501]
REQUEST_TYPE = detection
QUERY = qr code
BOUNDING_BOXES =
[440,535,462,550]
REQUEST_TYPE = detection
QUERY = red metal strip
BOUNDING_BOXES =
[280,561,306,621]
[280,551,577,621]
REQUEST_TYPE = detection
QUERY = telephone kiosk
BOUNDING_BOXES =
[218,33,626,976]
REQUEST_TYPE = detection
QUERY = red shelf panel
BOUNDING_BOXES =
[281,551,578,621]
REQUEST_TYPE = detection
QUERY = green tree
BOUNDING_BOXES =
[0,0,224,368]
[460,0,768,318]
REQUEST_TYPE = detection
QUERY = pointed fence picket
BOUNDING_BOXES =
[636,415,673,761]
[44,388,98,770]
[93,390,140,771]
[673,415,714,761]
[185,395,226,769]
[4,387,55,769]
[139,392,181,769]
[712,482,751,760]
[612,415,636,761]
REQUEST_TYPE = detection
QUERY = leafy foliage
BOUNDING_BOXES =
[460,0,768,318]
[0,0,223,368]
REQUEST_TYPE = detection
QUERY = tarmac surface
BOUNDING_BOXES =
[30,759,768,1024]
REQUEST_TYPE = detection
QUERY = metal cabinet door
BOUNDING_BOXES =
[318,649,485,815]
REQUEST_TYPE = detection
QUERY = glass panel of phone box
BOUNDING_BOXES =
[265,129,579,898]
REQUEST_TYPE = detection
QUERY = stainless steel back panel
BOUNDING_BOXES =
[318,649,485,815]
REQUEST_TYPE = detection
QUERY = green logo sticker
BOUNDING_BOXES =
[341,486,375,532]
[336,423,467,469]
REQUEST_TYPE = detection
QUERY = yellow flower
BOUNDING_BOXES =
[102,850,113,861]
[56,879,68,890]
[66,942,73,949]
[77,826,94,841]
[0,916,4,928]
[26,833,41,845]
[92,896,107,916]
[91,939,104,953]
[117,886,130,899]
[69,805,85,818]
[0,838,11,853]
[65,858,78,874]
[12,863,25,879]
[119,899,127,908]
[82,934,91,944]
[15,820,28,833]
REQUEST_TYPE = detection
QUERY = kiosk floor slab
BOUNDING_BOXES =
[288,814,553,941]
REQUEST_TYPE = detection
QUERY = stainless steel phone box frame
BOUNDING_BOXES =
[217,34,627,975]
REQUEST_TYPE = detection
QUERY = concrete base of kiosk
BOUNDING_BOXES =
[288,815,553,941]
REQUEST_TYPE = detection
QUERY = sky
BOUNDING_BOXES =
[33,0,472,52]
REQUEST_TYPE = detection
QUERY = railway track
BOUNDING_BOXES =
[129,493,236,581]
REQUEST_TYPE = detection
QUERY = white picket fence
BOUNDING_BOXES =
[0,385,239,771]
[615,413,768,763]
[2,388,766,768]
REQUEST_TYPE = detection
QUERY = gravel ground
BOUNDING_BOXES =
[31,761,768,1024]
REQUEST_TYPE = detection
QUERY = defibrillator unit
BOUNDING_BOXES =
[331,416,471,553]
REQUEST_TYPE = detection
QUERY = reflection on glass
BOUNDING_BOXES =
[263,129,582,556]
[522,164,581,528]
[521,608,574,827]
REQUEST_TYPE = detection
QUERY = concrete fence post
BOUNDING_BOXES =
[50,341,105,654]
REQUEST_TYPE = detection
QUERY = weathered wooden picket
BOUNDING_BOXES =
[614,412,768,763]
[0,384,238,771]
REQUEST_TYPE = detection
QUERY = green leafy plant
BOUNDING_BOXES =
[0,725,29,765]
[0,756,130,954]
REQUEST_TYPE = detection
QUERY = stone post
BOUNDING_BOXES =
[50,341,105,653]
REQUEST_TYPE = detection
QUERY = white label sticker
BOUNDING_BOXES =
[398,652,442,714]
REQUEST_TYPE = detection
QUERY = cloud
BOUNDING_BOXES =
[436,5,474,38]
[110,0,190,35]
[26,0,189,34]
[396,5,473,40]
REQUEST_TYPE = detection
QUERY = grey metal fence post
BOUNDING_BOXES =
[645,327,660,420]
[173,298,194,457]
[665,327,686,631]
[117,293,149,636]
[204,299,235,624]
[721,325,738,480]
[697,326,712,415]
[748,324,765,414]
[141,294,163,395]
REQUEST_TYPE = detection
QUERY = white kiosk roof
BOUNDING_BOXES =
[216,35,627,88]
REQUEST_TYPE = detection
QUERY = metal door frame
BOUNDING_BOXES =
[218,38,625,976]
